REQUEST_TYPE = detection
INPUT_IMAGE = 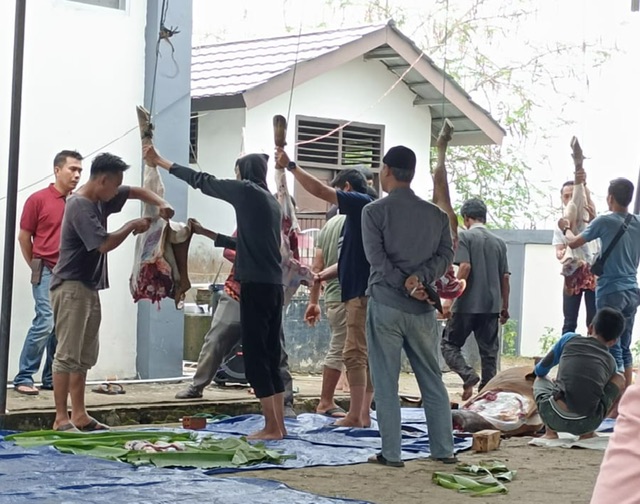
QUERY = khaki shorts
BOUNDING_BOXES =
[343,296,370,388]
[324,301,347,371]
[51,281,101,374]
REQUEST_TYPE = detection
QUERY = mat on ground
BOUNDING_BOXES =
[200,408,472,474]
[0,434,370,504]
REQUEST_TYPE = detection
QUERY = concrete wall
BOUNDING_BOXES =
[1,1,147,380]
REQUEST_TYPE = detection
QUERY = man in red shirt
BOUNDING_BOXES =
[14,150,83,395]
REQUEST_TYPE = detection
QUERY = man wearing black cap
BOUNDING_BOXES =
[362,145,457,467]
[441,198,510,401]
[275,147,374,428]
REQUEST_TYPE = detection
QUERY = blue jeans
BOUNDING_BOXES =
[596,288,640,371]
[13,267,56,388]
[367,298,454,462]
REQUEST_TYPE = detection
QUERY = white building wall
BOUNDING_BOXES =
[520,243,640,356]
[188,108,244,282]
[0,0,148,380]
[245,57,434,200]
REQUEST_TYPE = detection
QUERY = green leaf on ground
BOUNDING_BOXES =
[6,430,294,469]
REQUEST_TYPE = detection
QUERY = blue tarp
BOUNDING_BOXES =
[0,436,369,504]
[200,409,472,474]
[0,409,472,502]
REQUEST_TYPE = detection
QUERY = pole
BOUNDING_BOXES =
[0,0,27,422]
[634,166,640,215]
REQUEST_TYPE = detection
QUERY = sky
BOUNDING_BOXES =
[192,0,640,228]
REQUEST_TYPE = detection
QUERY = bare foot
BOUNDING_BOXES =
[247,429,284,441]
[461,376,480,401]
[541,431,559,440]
[579,432,597,440]
[461,385,474,401]
[333,414,364,428]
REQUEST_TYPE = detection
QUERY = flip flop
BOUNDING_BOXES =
[55,423,80,432]
[368,453,405,468]
[77,418,109,432]
[15,385,39,396]
[92,383,126,395]
[318,407,347,418]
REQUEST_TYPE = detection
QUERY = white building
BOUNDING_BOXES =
[0,0,193,382]
[187,20,504,278]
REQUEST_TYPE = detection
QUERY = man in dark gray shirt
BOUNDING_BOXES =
[533,307,625,439]
[51,153,173,432]
[441,198,510,401]
[362,145,457,468]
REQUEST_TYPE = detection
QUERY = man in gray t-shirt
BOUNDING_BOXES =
[441,198,510,400]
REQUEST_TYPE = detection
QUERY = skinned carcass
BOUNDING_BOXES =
[129,106,193,308]
[273,115,314,305]
[558,137,598,295]
[452,366,543,436]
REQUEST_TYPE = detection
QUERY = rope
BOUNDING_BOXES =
[286,21,304,128]
[295,53,423,146]
[149,0,170,118]
[0,94,199,202]
[440,0,450,129]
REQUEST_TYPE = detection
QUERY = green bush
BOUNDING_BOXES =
[501,319,518,356]
[539,327,560,355]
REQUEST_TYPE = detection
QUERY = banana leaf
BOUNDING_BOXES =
[457,461,517,482]
[432,472,508,496]
[5,430,294,469]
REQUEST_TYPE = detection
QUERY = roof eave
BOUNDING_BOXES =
[384,25,505,146]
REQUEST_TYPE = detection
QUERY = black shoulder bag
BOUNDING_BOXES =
[590,214,633,276]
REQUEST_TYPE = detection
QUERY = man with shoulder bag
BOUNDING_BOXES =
[560,178,640,393]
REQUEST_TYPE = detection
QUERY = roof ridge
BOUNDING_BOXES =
[192,19,390,51]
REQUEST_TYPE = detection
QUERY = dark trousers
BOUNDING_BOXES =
[240,282,285,398]
[441,313,499,390]
[562,289,596,335]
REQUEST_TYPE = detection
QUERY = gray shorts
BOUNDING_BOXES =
[533,378,619,436]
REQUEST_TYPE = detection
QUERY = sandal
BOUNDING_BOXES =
[15,384,39,396]
[54,423,80,432]
[92,383,126,395]
[318,407,347,418]
[368,453,405,468]
[77,418,109,432]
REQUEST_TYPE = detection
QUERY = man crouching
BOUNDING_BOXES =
[533,307,626,440]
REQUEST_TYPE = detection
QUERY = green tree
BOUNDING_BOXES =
[318,0,613,228]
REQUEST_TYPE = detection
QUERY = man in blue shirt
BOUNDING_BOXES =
[561,178,640,389]
[276,147,374,428]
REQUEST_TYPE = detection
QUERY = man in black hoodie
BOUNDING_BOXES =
[144,144,286,440]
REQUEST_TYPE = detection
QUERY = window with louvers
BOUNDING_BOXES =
[189,116,198,164]
[294,116,384,222]
[295,117,384,169]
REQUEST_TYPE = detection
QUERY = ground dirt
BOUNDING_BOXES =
[236,436,603,504]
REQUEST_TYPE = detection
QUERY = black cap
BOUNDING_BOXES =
[382,146,416,171]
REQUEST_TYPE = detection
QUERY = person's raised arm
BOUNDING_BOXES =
[128,186,174,220]
[98,218,151,254]
[274,148,337,205]
[558,217,589,250]
[143,144,244,205]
